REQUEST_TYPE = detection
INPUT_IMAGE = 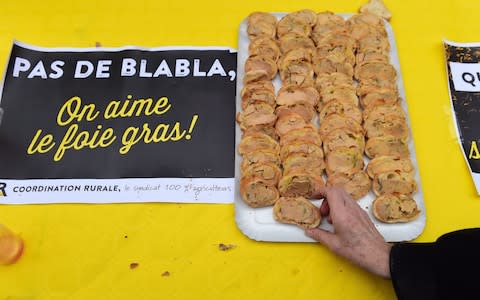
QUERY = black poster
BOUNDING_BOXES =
[445,40,480,194]
[0,42,237,204]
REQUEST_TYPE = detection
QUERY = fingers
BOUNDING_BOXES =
[319,201,333,223]
[320,199,330,216]
[324,186,356,211]
[305,228,338,249]
[312,187,340,206]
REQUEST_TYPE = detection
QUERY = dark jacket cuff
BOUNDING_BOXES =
[390,242,438,300]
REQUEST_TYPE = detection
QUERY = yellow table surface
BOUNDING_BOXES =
[1,0,480,299]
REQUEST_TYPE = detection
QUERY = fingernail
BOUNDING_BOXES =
[305,229,313,237]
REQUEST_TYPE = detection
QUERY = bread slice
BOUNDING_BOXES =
[372,194,420,223]
[241,150,280,173]
[366,156,414,179]
[319,99,362,124]
[372,171,417,196]
[240,176,279,208]
[241,162,282,186]
[275,111,308,137]
[238,132,279,155]
[327,170,371,200]
[365,135,409,159]
[325,147,364,176]
[278,171,325,198]
[359,0,392,21]
[273,197,321,228]
[280,141,324,161]
[322,128,365,155]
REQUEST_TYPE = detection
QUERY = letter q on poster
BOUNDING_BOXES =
[449,62,480,92]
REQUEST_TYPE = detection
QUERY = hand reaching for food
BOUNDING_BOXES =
[305,186,391,278]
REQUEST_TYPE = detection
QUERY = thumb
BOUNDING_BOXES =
[305,228,337,248]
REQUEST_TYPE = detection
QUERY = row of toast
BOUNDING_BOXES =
[238,10,420,229]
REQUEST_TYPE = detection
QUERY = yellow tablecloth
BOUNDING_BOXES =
[1,0,480,299]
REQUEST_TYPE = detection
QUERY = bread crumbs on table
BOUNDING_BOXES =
[130,262,139,269]
[162,271,170,277]
[219,243,236,251]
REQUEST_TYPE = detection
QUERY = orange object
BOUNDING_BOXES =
[0,224,24,265]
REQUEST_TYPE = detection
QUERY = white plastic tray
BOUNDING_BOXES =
[234,13,426,242]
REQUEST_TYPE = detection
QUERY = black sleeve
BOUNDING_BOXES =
[389,228,480,300]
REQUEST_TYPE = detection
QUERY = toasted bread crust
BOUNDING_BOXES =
[273,196,321,228]
[240,176,279,208]
[372,194,420,223]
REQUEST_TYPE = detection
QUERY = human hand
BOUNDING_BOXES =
[305,187,392,278]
